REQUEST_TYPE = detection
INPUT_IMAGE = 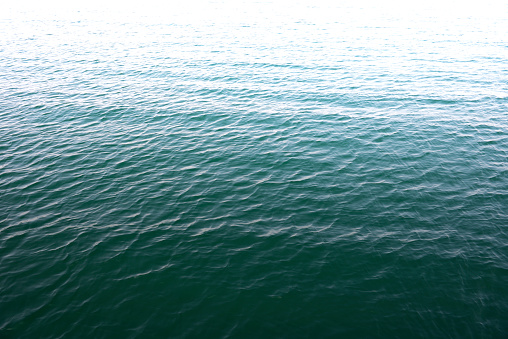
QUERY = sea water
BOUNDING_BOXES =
[1,1,508,337]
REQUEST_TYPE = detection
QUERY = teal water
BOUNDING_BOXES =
[1,1,508,338]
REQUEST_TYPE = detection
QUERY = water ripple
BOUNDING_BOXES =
[1,1,508,338]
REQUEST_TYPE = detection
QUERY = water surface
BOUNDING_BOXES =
[1,1,508,337]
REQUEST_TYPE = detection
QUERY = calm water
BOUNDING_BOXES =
[1,1,508,337]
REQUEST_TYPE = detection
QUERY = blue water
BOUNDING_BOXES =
[1,1,508,337]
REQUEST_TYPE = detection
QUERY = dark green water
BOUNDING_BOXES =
[1,1,508,338]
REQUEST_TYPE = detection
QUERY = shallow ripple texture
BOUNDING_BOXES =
[1,1,508,338]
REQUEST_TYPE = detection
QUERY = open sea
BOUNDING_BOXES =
[1,0,508,337]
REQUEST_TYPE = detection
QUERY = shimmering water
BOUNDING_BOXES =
[1,1,508,337]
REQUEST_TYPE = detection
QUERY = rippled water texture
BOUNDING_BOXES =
[1,1,508,337]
